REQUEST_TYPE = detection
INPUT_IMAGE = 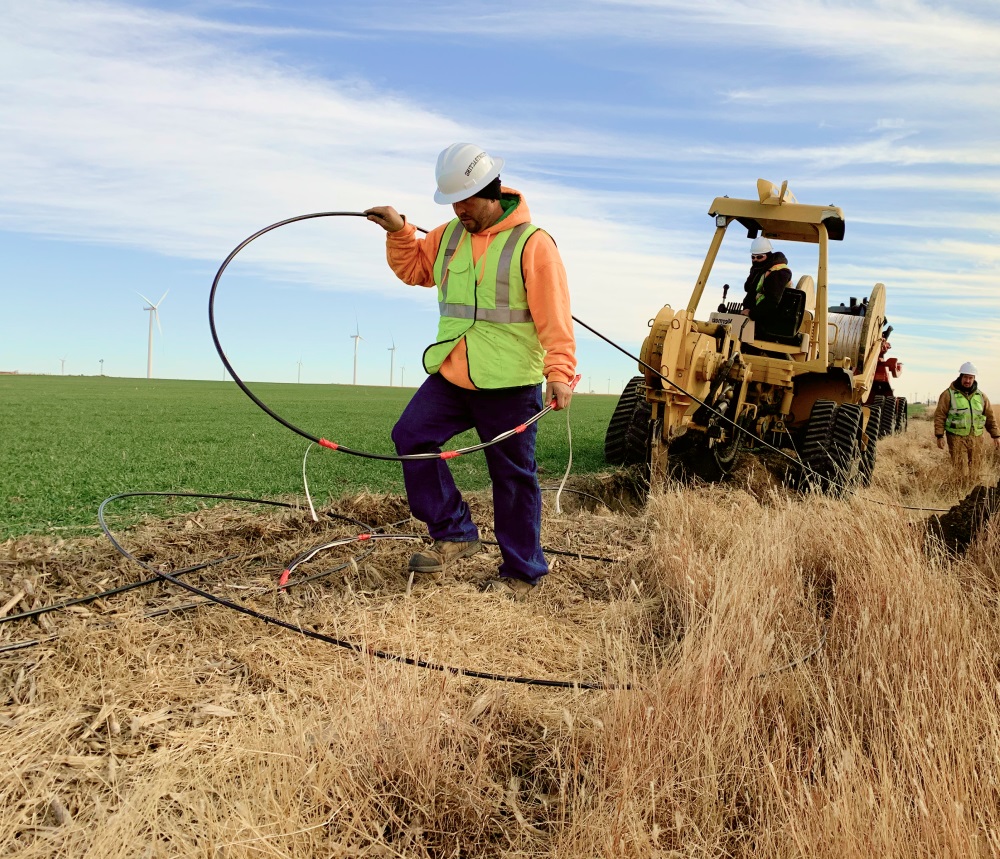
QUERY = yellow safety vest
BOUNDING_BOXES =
[945,388,987,437]
[755,263,789,305]
[423,219,545,389]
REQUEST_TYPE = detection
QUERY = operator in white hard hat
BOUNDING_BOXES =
[933,362,1000,478]
[365,143,576,600]
[740,236,793,330]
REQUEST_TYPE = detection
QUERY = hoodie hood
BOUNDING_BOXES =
[486,187,530,233]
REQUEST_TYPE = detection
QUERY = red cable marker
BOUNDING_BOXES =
[318,439,339,451]
[440,451,460,459]
[278,569,291,588]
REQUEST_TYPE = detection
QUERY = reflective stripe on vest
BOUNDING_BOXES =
[755,263,789,304]
[439,304,533,323]
[946,388,987,436]
[424,218,544,388]
[437,222,534,323]
[436,223,465,296]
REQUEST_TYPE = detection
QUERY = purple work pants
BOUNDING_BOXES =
[391,373,548,584]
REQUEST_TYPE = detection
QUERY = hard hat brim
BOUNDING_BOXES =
[433,156,504,204]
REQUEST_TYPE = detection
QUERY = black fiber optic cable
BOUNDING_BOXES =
[95,494,628,690]
[0,493,377,627]
[208,212,567,462]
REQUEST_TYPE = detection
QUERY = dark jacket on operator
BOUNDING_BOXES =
[741,251,792,329]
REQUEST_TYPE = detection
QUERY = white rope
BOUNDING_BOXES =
[301,442,319,522]
[554,405,573,514]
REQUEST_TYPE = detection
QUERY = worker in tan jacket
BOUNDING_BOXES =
[933,362,1000,478]
[365,143,575,600]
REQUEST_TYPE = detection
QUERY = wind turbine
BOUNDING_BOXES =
[387,339,397,387]
[297,359,303,384]
[60,357,66,375]
[350,320,364,385]
[400,365,406,387]
[138,291,168,379]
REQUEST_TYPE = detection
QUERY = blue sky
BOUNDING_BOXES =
[2,0,999,402]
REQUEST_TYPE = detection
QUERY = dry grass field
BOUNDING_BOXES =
[3,417,1000,858]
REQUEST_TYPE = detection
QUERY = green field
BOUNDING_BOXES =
[0,375,619,539]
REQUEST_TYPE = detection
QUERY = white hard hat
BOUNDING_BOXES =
[433,143,504,204]
[959,361,978,376]
[750,236,773,255]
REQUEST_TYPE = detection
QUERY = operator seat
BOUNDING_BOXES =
[795,275,815,316]
[754,288,806,344]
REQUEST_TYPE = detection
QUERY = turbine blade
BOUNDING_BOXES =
[155,308,163,337]
[137,291,155,306]
[155,290,169,308]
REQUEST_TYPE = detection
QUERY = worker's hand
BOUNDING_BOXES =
[993,436,1000,449]
[937,436,946,450]
[740,308,750,317]
[547,381,573,411]
[365,206,405,233]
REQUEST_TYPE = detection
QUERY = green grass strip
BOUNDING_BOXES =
[0,375,619,539]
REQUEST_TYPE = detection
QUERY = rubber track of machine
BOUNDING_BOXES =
[800,399,838,491]
[894,397,908,434]
[604,376,645,465]
[830,402,863,492]
[859,404,880,487]
[879,396,896,438]
[870,395,888,438]
[623,390,652,466]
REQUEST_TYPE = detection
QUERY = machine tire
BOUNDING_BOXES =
[869,395,889,438]
[859,404,880,487]
[604,376,651,466]
[830,403,863,491]
[879,396,895,438]
[800,399,838,492]
[894,397,908,434]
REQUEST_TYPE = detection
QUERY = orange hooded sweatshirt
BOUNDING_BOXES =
[384,188,576,391]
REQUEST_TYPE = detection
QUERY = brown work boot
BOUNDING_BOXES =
[481,576,541,601]
[408,539,482,573]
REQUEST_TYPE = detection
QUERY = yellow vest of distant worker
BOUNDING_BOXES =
[945,389,988,437]
[755,263,789,304]
[423,219,545,389]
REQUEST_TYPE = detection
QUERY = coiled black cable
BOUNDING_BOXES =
[208,212,561,461]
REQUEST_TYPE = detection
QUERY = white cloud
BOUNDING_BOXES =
[327,0,1000,81]
[2,0,999,391]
